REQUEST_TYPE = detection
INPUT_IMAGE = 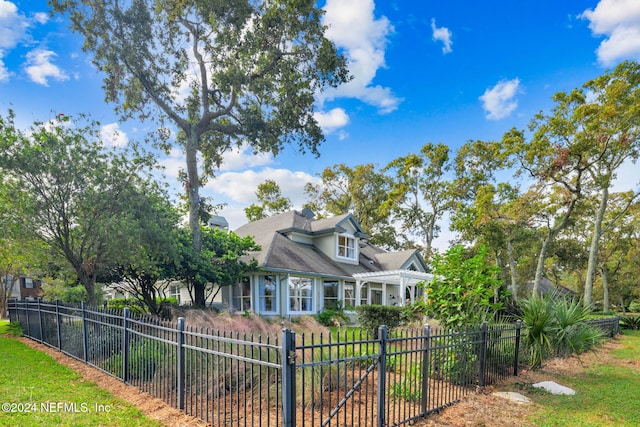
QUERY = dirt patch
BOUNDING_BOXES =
[17,337,209,427]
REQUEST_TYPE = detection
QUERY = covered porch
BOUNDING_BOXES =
[352,269,433,307]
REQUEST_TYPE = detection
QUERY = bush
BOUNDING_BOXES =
[629,300,640,313]
[355,305,403,338]
[106,297,178,316]
[519,292,604,369]
[315,301,350,326]
[620,315,640,330]
[5,321,23,337]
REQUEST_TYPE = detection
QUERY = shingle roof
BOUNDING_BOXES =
[235,210,421,278]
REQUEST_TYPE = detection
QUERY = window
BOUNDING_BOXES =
[169,285,181,305]
[258,275,277,313]
[232,277,251,311]
[344,281,355,308]
[360,284,368,306]
[371,289,383,305]
[21,278,34,289]
[289,276,313,313]
[323,281,339,309]
[337,234,356,260]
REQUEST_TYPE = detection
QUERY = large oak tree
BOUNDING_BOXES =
[50,0,350,305]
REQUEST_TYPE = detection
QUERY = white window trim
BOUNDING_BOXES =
[287,276,314,315]
[336,233,357,261]
[258,275,279,314]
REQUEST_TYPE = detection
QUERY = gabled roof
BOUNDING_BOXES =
[235,210,425,278]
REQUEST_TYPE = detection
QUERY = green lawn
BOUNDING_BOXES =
[0,319,161,427]
[527,330,640,427]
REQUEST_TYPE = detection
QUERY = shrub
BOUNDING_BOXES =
[629,300,640,313]
[519,292,604,369]
[620,315,640,330]
[413,245,507,329]
[5,321,23,337]
[355,305,403,338]
[315,301,350,326]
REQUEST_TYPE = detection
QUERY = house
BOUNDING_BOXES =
[220,209,433,317]
[3,274,42,300]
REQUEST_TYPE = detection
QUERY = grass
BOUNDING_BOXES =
[0,319,161,427]
[527,330,640,427]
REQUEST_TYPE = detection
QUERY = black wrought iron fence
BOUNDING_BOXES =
[8,299,591,426]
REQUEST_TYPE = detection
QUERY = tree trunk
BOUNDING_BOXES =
[532,235,552,296]
[584,187,608,308]
[185,132,202,252]
[599,264,609,312]
[506,238,518,300]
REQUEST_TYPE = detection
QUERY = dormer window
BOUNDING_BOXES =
[337,234,356,260]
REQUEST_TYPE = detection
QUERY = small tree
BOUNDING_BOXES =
[173,227,260,306]
[414,245,506,328]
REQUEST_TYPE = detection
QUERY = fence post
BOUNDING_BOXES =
[82,302,89,362]
[478,321,488,387]
[420,324,431,416]
[514,320,522,377]
[25,300,31,338]
[281,328,296,427]
[377,325,388,427]
[55,300,62,350]
[37,299,43,343]
[122,307,130,383]
[176,317,185,410]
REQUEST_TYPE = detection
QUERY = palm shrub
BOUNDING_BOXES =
[519,292,604,369]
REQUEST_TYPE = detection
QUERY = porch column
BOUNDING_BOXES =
[355,279,362,307]
[400,275,407,306]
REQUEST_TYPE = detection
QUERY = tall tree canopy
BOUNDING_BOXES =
[244,179,292,222]
[383,143,457,261]
[0,111,162,305]
[50,0,350,278]
[304,163,396,248]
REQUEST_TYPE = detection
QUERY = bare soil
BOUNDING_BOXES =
[15,335,632,427]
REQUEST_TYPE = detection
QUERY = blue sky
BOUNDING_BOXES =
[2,0,640,247]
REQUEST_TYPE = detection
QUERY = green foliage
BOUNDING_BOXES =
[355,305,403,337]
[0,110,164,306]
[41,282,89,304]
[620,315,640,330]
[173,227,260,306]
[50,0,350,270]
[629,300,640,313]
[415,244,505,328]
[519,293,604,369]
[106,297,178,315]
[102,339,166,381]
[303,163,397,249]
[315,300,350,326]
[4,321,23,337]
[244,180,292,222]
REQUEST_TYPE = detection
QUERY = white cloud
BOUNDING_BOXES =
[33,12,48,24]
[0,0,27,50]
[431,18,453,54]
[314,108,350,134]
[320,0,402,113]
[100,123,128,147]
[479,78,521,120]
[219,143,273,171]
[581,0,640,66]
[158,147,185,179]
[0,55,9,82]
[24,49,69,86]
